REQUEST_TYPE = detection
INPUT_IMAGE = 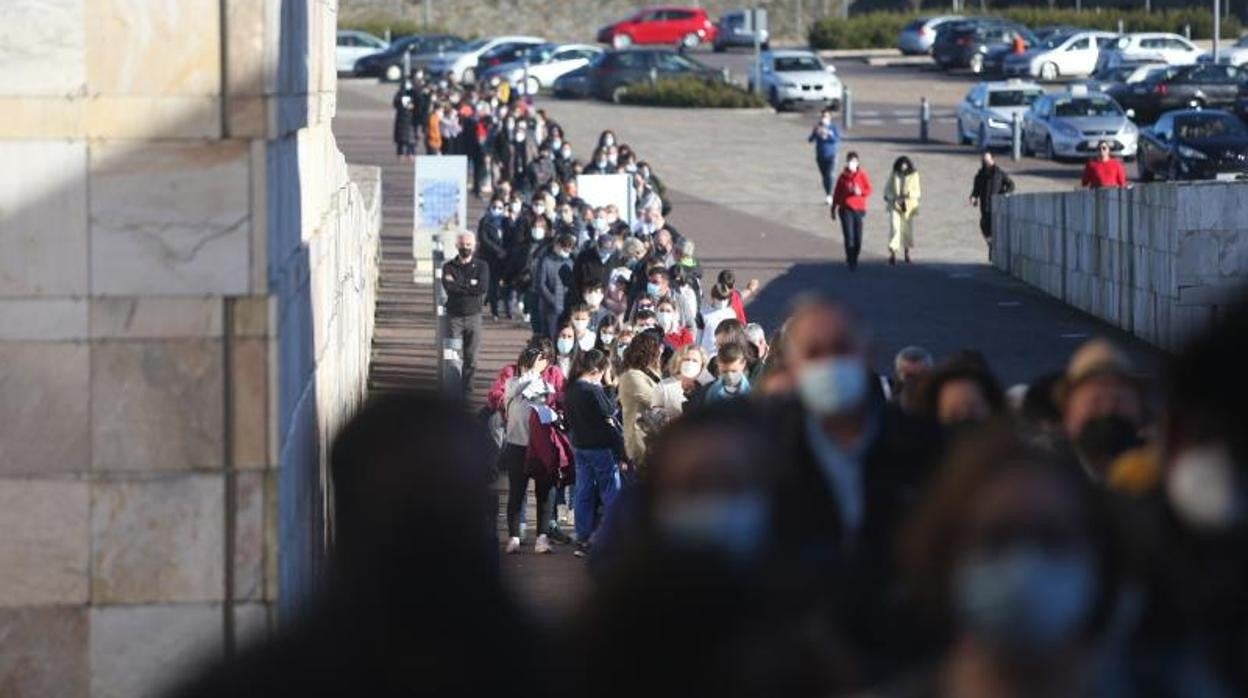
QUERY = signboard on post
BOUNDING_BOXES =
[576,173,636,227]
[413,155,468,284]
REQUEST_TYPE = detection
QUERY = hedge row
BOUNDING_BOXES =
[809,8,1242,50]
[339,16,457,41]
[618,77,767,109]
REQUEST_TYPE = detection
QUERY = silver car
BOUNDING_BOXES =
[1022,88,1139,160]
[897,15,963,55]
[750,49,843,111]
[956,80,1046,147]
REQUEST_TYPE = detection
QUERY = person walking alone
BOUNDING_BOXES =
[970,150,1015,259]
[808,107,842,205]
[441,230,489,399]
[883,156,921,265]
[1081,140,1127,189]
[831,152,871,271]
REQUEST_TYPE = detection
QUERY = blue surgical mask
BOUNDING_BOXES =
[655,493,769,559]
[556,337,575,355]
[954,546,1095,656]
[796,356,867,417]
[646,282,661,297]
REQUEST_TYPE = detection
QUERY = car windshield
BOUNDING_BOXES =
[460,38,491,52]
[988,89,1044,107]
[774,55,823,72]
[1041,33,1075,49]
[1176,114,1247,140]
[1054,98,1121,117]
[656,52,704,71]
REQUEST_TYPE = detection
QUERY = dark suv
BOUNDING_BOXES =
[589,48,719,102]
[933,19,1031,74]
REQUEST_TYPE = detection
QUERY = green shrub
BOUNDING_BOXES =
[338,14,456,41]
[618,77,767,109]
[808,8,1240,50]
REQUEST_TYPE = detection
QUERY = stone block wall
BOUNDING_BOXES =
[992,182,1248,351]
[0,1,380,696]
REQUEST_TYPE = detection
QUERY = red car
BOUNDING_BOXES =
[596,7,718,50]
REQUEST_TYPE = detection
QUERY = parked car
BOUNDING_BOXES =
[1022,88,1138,160]
[749,49,842,111]
[336,30,388,75]
[1032,25,1085,43]
[1075,61,1169,92]
[588,48,719,102]
[553,62,597,99]
[897,15,963,55]
[1109,63,1248,122]
[352,34,464,81]
[424,36,545,84]
[596,7,717,50]
[1098,33,1203,72]
[1213,35,1248,66]
[1136,109,1248,180]
[1003,30,1119,81]
[713,9,769,52]
[933,19,1034,74]
[480,43,603,95]
[956,79,1046,147]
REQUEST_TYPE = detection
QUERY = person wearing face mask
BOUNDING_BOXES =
[564,349,625,558]
[603,267,632,322]
[593,314,621,358]
[579,280,609,328]
[492,116,518,184]
[438,102,462,156]
[669,265,700,332]
[914,358,1007,431]
[617,332,664,470]
[441,231,489,399]
[536,233,577,340]
[553,204,579,245]
[572,233,621,300]
[596,129,617,151]
[476,197,510,320]
[511,124,535,191]
[1058,338,1146,484]
[392,79,418,161]
[831,151,872,271]
[501,346,560,555]
[524,145,557,197]
[767,295,943,681]
[654,344,710,418]
[809,107,842,205]
[424,100,444,155]
[582,146,615,175]
[703,343,752,405]
[654,297,692,351]
[555,143,576,181]
[568,304,598,354]
[887,426,1119,698]
[698,284,738,359]
[553,321,579,378]
[883,155,921,265]
[743,323,769,384]
[504,211,550,335]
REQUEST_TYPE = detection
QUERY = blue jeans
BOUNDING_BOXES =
[817,155,836,196]
[839,208,865,269]
[573,447,620,542]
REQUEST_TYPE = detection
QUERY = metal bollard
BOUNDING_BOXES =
[842,86,853,131]
[649,67,658,89]
[721,66,731,84]
[1011,111,1022,161]
[919,97,931,143]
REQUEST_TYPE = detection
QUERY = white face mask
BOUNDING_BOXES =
[821,117,832,126]
[722,370,745,388]
[796,355,868,417]
[572,319,589,333]
[603,136,615,147]
[600,332,616,345]
[551,139,562,150]
[657,311,677,332]
[577,331,597,352]
[534,205,546,216]
[847,160,860,172]
[679,360,702,379]
[515,132,526,142]
[556,337,575,355]
[561,148,572,159]
[531,227,546,241]
[510,201,522,213]
[585,292,604,307]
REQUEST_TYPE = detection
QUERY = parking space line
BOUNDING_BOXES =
[897,117,919,124]
[857,118,885,126]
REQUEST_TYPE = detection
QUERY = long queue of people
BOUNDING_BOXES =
[170,70,1248,697]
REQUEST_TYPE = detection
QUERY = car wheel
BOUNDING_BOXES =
[613,34,632,50]
[384,64,402,82]
[969,54,984,74]
[1046,136,1057,161]
[611,85,628,104]
[1136,154,1153,182]
[957,118,971,146]
[681,33,700,49]
[524,76,540,95]
[1039,62,1058,81]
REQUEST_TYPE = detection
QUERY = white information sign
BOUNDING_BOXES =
[576,173,636,227]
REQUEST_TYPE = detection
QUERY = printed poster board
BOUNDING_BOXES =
[576,173,635,227]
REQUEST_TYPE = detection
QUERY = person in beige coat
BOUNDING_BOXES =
[883,156,921,265]
[617,332,665,468]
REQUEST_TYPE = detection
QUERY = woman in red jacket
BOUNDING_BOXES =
[831,151,872,270]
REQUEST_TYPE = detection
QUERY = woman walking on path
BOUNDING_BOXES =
[391,79,418,161]
[831,152,871,271]
[808,107,841,205]
[883,156,921,265]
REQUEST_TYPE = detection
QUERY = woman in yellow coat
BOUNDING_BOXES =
[883,156,920,264]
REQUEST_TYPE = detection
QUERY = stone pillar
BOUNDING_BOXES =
[0,1,379,695]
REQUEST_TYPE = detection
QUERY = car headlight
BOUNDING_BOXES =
[1178,145,1208,160]
[987,117,1009,129]
[1121,121,1138,135]
[1052,121,1080,138]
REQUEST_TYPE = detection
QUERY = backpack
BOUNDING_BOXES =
[525,408,575,488]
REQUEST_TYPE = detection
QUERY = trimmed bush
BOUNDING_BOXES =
[338,15,456,41]
[809,8,1241,50]
[618,77,767,109]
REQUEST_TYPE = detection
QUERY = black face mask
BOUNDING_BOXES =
[457,247,473,259]
[1075,415,1142,479]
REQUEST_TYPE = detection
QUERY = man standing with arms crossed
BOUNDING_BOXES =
[442,230,489,400]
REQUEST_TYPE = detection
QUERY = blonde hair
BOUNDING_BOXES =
[667,344,707,377]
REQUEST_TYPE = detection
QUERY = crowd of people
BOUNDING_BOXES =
[168,65,1248,698]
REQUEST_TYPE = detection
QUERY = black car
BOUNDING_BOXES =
[1110,63,1248,123]
[353,34,464,81]
[475,42,544,79]
[933,19,1032,74]
[1136,109,1248,181]
[588,48,720,102]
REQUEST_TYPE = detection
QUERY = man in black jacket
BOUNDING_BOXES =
[765,296,943,683]
[476,198,509,319]
[572,233,621,300]
[970,150,1015,258]
[442,230,489,399]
